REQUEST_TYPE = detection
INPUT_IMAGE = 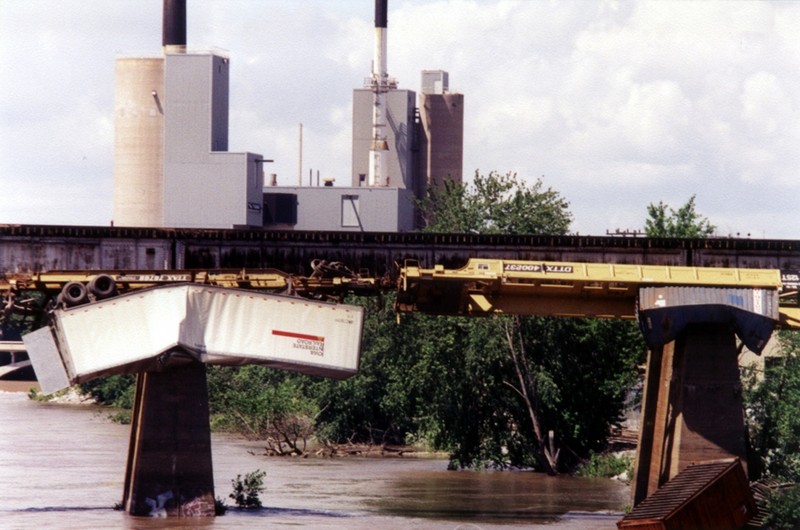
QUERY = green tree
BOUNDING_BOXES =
[308,296,424,445]
[208,365,318,454]
[644,195,715,237]
[410,170,643,471]
[743,331,800,481]
[497,316,643,472]
[743,331,800,526]
[763,484,800,530]
[419,171,572,234]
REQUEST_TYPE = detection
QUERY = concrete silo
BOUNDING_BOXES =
[112,56,165,227]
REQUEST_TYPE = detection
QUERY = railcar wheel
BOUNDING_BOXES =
[89,274,118,299]
[61,281,89,307]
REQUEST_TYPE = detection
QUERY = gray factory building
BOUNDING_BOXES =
[112,2,264,229]
[262,1,463,233]
[262,70,463,233]
[263,186,416,232]
[161,52,263,229]
[351,89,419,194]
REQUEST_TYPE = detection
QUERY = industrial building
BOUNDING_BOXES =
[113,0,463,232]
[350,70,463,199]
[263,1,464,232]
[263,66,464,233]
[113,1,264,229]
[351,89,418,193]
[262,185,415,232]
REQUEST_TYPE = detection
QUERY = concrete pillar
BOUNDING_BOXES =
[631,343,665,505]
[123,361,216,516]
[632,324,747,506]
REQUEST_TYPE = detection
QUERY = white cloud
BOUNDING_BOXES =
[741,71,787,137]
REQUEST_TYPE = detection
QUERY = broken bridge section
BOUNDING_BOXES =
[24,284,364,517]
[25,284,364,393]
[633,285,780,511]
[396,258,789,523]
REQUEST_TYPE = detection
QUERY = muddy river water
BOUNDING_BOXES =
[0,389,630,529]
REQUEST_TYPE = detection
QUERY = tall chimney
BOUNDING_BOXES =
[368,0,391,187]
[375,0,388,28]
[162,0,187,53]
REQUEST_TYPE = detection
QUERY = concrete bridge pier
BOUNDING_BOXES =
[631,324,748,506]
[123,361,216,517]
[632,285,778,506]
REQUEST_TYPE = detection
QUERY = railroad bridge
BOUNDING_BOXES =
[3,224,800,525]
[2,223,800,275]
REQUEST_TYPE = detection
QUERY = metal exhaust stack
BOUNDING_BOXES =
[162,0,187,53]
[368,0,392,186]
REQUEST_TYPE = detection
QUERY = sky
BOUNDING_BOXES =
[1,0,798,239]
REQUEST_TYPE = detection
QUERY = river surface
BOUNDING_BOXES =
[0,388,630,529]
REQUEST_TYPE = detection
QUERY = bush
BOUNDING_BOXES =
[229,469,266,509]
[208,366,317,448]
[79,374,136,408]
[214,497,227,515]
[108,410,131,424]
[576,452,633,479]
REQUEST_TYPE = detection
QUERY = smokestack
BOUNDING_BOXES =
[368,0,391,187]
[162,0,187,53]
[375,0,388,28]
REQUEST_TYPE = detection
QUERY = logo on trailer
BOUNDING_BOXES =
[503,263,574,274]
[117,274,193,282]
[272,330,325,357]
[782,270,800,290]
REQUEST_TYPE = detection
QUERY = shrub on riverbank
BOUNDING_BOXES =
[576,451,633,480]
[79,374,135,409]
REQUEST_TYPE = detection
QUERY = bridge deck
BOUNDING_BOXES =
[2,224,799,276]
[0,360,32,379]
